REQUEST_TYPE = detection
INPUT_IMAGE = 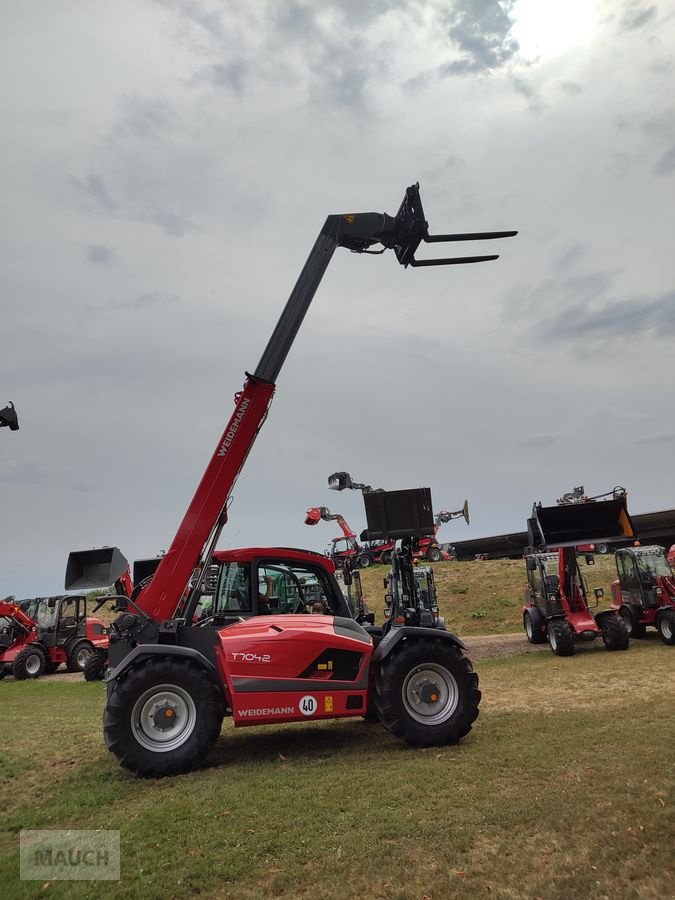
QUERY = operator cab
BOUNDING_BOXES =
[616,546,673,608]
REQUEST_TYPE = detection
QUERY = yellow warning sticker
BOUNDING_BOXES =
[344,214,355,224]
[324,695,334,713]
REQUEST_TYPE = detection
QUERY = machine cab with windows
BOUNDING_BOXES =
[611,546,675,644]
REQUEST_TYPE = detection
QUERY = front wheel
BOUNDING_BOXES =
[601,615,629,651]
[524,608,546,644]
[84,650,107,681]
[357,554,374,569]
[620,605,645,639]
[657,609,675,646]
[13,646,47,679]
[374,639,480,747]
[548,620,574,656]
[380,551,392,566]
[67,640,94,673]
[427,547,443,563]
[104,657,224,777]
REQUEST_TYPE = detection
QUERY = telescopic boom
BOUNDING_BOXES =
[135,184,516,622]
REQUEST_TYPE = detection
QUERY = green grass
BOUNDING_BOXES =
[359,556,620,635]
[1,642,673,898]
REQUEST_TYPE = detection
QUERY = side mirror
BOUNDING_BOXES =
[594,587,604,599]
[585,554,595,566]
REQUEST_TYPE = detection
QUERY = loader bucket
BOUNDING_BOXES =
[0,402,19,431]
[133,557,163,586]
[65,547,130,591]
[461,499,470,526]
[328,472,353,491]
[528,496,635,550]
[305,507,322,526]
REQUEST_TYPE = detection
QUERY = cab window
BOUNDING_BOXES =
[256,563,335,615]
[215,563,252,614]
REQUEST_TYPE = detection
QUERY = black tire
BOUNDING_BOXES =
[596,543,609,554]
[380,551,392,566]
[104,657,224,777]
[620,605,645,639]
[13,645,46,680]
[357,554,374,569]
[548,620,574,656]
[66,640,94,673]
[43,659,60,675]
[601,615,630,651]
[657,609,675,646]
[374,638,480,747]
[84,650,107,681]
[524,608,546,644]
[427,547,443,563]
[0,668,8,681]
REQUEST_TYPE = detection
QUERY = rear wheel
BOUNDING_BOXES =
[84,650,107,681]
[548,620,574,656]
[657,609,675,645]
[67,640,95,673]
[620,605,645,639]
[357,554,374,569]
[374,638,480,746]
[596,543,609,554]
[104,657,224,777]
[427,547,443,562]
[13,646,46,680]
[601,615,629,651]
[380,551,392,566]
[0,668,8,680]
[524,608,546,644]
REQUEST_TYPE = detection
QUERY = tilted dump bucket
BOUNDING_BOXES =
[528,496,635,549]
[65,547,129,591]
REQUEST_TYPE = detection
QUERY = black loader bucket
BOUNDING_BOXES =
[133,557,163,586]
[528,496,634,550]
[65,547,129,591]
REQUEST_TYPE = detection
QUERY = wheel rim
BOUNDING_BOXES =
[661,617,673,640]
[549,627,558,651]
[26,653,42,675]
[360,557,370,568]
[402,663,459,725]
[525,616,533,640]
[76,647,91,669]
[131,684,197,753]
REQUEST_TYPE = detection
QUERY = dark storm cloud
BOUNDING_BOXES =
[438,0,519,77]
[633,431,675,445]
[535,289,675,342]
[70,173,118,213]
[517,434,558,449]
[84,244,115,264]
[619,2,657,31]
[653,145,675,177]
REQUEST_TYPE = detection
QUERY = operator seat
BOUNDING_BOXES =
[544,574,560,593]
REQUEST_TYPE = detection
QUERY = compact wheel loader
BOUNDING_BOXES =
[610,545,675,645]
[522,488,634,656]
[80,184,514,776]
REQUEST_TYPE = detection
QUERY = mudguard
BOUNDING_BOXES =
[594,609,620,624]
[105,643,218,688]
[371,625,467,664]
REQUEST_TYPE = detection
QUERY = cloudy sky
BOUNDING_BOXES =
[2,0,674,596]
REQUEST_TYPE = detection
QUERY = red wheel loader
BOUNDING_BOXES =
[90,184,514,776]
[522,487,634,656]
[0,594,108,680]
[63,547,134,680]
[610,545,675,645]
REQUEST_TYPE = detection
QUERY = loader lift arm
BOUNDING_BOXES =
[304,507,356,538]
[131,184,515,624]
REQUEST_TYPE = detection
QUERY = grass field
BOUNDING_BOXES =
[359,555,620,635]
[1,636,673,898]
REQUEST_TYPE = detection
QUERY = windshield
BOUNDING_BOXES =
[635,552,673,579]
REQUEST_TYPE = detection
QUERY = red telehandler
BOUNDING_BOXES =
[522,488,633,656]
[90,183,514,776]
[610,545,675,645]
[0,594,108,679]
[416,502,470,562]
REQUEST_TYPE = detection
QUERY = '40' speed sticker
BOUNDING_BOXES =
[299,695,317,716]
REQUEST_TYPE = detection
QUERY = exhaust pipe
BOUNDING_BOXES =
[65,547,130,591]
